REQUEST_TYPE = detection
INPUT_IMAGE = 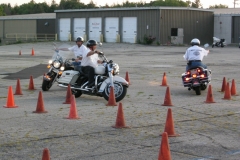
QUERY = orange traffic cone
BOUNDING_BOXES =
[106,86,117,106]
[161,108,179,137]
[162,86,173,106]
[63,84,72,104]
[19,50,21,55]
[125,71,131,85]
[31,48,35,56]
[112,102,130,129]
[3,86,18,108]
[160,72,168,86]
[42,148,50,160]
[231,79,239,96]
[158,132,172,160]
[33,91,47,113]
[220,77,226,92]
[222,82,231,100]
[28,75,35,90]
[66,95,80,119]
[14,79,23,95]
[204,85,216,103]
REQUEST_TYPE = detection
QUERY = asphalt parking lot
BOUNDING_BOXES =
[0,42,239,160]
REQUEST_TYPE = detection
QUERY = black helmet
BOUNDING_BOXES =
[191,38,200,46]
[87,40,97,48]
[76,36,84,42]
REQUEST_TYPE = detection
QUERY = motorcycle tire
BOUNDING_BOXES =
[42,79,53,91]
[103,82,127,102]
[72,89,82,98]
[221,44,224,48]
[212,44,214,48]
[195,86,201,95]
[201,84,207,90]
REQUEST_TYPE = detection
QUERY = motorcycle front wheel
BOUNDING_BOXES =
[103,82,127,102]
[42,79,53,91]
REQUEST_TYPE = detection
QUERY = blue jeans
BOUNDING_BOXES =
[72,62,81,66]
[186,61,207,71]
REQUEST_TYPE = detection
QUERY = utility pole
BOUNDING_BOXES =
[234,0,239,8]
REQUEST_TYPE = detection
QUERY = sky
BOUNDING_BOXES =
[0,0,239,8]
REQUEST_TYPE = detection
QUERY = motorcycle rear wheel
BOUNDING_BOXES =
[195,86,201,95]
[42,79,53,91]
[72,89,82,98]
[103,82,127,102]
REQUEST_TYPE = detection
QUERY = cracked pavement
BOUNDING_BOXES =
[0,42,239,159]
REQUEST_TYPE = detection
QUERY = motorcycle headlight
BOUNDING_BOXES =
[113,63,120,75]
[48,60,53,64]
[60,66,65,71]
[53,61,61,69]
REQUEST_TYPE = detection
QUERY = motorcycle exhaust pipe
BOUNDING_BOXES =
[58,84,90,91]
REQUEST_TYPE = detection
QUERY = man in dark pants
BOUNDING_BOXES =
[81,40,102,88]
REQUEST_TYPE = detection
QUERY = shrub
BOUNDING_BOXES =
[143,35,156,45]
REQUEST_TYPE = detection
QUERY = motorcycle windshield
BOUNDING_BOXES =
[51,44,72,61]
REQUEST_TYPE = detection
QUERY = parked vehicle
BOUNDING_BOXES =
[212,37,226,48]
[58,52,129,102]
[182,67,211,95]
[42,44,74,91]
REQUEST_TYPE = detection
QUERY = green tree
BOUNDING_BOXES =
[209,4,228,8]
[0,5,5,16]
[191,0,202,8]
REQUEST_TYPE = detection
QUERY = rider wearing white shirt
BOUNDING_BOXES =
[183,38,209,71]
[58,36,87,66]
[81,40,102,88]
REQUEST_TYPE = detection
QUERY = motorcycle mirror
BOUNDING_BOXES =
[98,42,103,46]
[204,43,209,48]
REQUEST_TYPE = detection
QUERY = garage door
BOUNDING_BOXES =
[59,18,70,41]
[105,17,119,42]
[73,18,86,41]
[122,17,137,43]
[89,18,102,42]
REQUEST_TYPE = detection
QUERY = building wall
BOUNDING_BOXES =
[160,9,213,45]
[232,16,240,43]
[0,21,3,40]
[37,19,55,39]
[56,9,160,43]
[214,15,232,44]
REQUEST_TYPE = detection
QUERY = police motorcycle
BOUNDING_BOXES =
[57,46,129,102]
[42,44,74,91]
[181,42,212,95]
[212,37,226,48]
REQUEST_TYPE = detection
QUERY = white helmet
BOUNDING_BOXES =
[191,38,200,46]
[76,36,84,42]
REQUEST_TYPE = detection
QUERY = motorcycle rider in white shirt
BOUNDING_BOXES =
[183,38,209,71]
[57,36,87,68]
[81,40,103,88]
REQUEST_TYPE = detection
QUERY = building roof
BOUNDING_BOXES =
[211,8,240,15]
[0,13,56,20]
[55,7,213,13]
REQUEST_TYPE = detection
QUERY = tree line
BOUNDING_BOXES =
[0,0,228,16]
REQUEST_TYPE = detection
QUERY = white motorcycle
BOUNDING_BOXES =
[212,37,226,48]
[42,44,74,91]
[58,52,129,102]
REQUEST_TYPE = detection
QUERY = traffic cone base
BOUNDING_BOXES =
[3,86,18,108]
[42,148,50,160]
[162,86,173,106]
[222,82,231,100]
[231,79,239,96]
[63,85,72,104]
[158,132,172,160]
[106,86,117,106]
[65,95,80,119]
[219,77,226,92]
[112,103,130,129]
[160,108,179,137]
[204,85,216,103]
[33,91,47,113]
[14,79,23,95]
[28,76,35,90]
[160,72,168,86]
[125,71,131,85]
